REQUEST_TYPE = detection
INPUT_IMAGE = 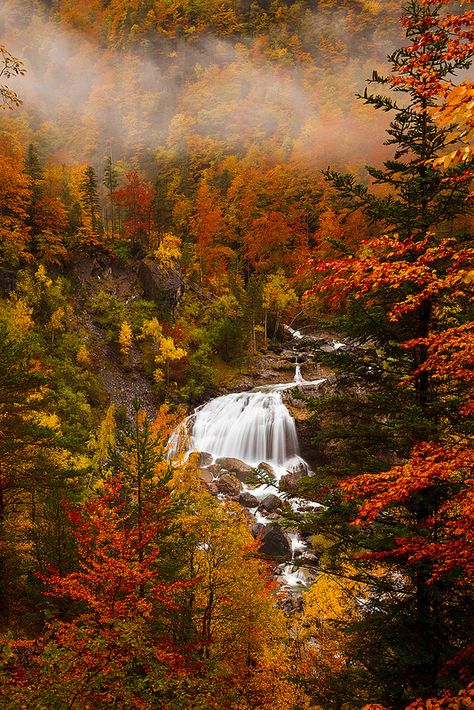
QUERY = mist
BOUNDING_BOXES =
[0,0,395,173]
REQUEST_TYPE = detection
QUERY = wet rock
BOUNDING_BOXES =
[295,566,318,584]
[277,592,303,614]
[239,492,259,508]
[207,464,224,478]
[257,462,276,479]
[252,524,291,559]
[205,482,219,496]
[138,258,184,309]
[265,512,280,521]
[215,457,254,482]
[241,507,256,525]
[299,551,320,566]
[279,469,305,494]
[215,473,242,498]
[199,470,213,486]
[197,452,213,467]
[259,494,283,513]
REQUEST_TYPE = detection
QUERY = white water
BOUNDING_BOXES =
[169,367,325,475]
[189,390,300,468]
[167,364,325,588]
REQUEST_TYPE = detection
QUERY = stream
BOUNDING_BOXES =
[169,334,346,591]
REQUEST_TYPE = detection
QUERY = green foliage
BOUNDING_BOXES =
[91,289,125,342]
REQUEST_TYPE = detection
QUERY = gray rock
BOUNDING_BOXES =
[215,457,254,482]
[199,470,213,485]
[239,492,259,508]
[138,258,184,309]
[251,524,291,559]
[279,469,305,494]
[197,452,213,467]
[215,473,242,498]
[260,494,283,513]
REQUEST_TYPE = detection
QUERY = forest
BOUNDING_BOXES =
[0,0,473,708]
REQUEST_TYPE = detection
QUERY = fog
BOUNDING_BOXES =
[0,0,395,170]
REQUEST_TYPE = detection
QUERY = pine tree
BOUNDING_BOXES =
[24,143,44,206]
[103,154,118,239]
[298,1,474,706]
[79,165,101,235]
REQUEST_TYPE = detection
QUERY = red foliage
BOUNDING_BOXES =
[113,171,155,247]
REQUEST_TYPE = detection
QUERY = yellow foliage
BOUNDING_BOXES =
[35,264,52,288]
[140,317,162,343]
[8,298,34,340]
[50,306,66,332]
[26,411,62,432]
[154,334,187,384]
[152,232,182,272]
[153,368,165,383]
[118,320,132,358]
[155,335,187,365]
[76,344,91,366]
[88,405,116,475]
[262,269,298,314]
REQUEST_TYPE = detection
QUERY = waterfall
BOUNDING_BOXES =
[168,368,325,474]
[185,390,301,469]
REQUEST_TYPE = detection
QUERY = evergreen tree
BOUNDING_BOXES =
[297,1,474,706]
[24,144,44,203]
[79,165,102,235]
[103,154,118,239]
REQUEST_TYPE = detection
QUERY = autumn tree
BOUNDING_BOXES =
[112,171,155,251]
[2,475,192,708]
[262,270,298,342]
[0,44,24,109]
[0,132,31,267]
[301,1,474,705]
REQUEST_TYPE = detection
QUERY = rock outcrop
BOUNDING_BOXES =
[138,258,184,310]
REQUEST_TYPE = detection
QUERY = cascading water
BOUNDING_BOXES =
[167,362,326,591]
[188,390,301,469]
[168,365,325,475]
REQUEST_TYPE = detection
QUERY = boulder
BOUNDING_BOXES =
[259,494,283,513]
[239,492,259,508]
[215,473,242,498]
[279,469,305,494]
[197,452,213,467]
[257,462,276,479]
[138,258,184,309]
[199,470,213,486]
[215,457,254,482]
[251,524,291,559]
[205,482,219,497]
[207,464,224,478]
